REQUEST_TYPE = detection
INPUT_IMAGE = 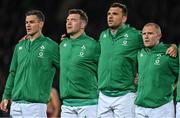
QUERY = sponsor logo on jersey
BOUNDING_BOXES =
[19,46,23,50]
[140,53,143,57]
[63,43,67,47]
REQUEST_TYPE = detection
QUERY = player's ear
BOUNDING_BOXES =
[122,16,127,23]
[39,21,44,29]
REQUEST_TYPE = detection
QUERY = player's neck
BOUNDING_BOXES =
[70,30,84,39]
[29,31,42,41]
[110,29,118,35]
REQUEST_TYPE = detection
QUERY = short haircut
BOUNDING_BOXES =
[68,9,88,24]
[144,23,162,34]
[25,10,45,22]
[110,2,128,16]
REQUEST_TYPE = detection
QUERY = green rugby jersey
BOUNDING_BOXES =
[3,35,59,103]
[135,43,179,108]
[98,24,143,97]
[59,33,100,106]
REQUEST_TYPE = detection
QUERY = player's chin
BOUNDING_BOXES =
[67,31,74,35]
[27,32,35,36]
[144,44,153,47]
[26,32,32,35]
[108,24,113,27]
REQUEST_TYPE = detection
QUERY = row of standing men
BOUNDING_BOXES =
[0,2,179,118]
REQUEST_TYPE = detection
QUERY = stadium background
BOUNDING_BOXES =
[0,0,179,116]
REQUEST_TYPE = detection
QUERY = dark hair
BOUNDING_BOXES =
[110,2,128,16]
[68,9,88,24]
[25,10,45,22]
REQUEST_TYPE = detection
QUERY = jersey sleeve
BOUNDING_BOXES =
[168,56,179,78]
[3,46,18,100]
[93,41,101,62]
[51,42,60,70]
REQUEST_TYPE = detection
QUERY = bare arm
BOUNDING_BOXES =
[48,88,61,117]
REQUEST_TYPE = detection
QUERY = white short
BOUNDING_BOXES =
[176,102,180,118]
[97,91,136,118]
[135,100,175,118]
[61,104,97,118]
[10,101,47,118]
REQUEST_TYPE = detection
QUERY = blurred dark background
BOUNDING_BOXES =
[0,0,179,116]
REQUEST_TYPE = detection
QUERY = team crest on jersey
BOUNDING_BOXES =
[81,45,86,50]
[79,45,86,57]
[154,54,162,65]
[40,45,45,50]
[38,45,45,58]
[122,40,128,46]
[38,52,43,57]
[121,34,128,46]
[124,33,128,38]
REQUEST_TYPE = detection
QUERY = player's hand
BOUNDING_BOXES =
[19,35,30,42]
[0,99,9,112]
[60,34,66,41]
[166,44,177,57]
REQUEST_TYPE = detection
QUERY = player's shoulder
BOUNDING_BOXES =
[100,28,109,35]
[85,35,98,43]
[43,37,58,47]
[127,26,141,35]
